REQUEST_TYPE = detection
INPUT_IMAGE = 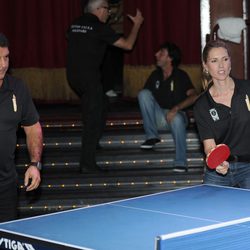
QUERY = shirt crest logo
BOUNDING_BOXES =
[209,108,219,121]
[155,80,160,89]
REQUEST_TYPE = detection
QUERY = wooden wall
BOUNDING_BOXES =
[210,0,245,79]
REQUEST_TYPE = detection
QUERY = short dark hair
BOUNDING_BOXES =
[0,33,9,47]
[160,42,181,67]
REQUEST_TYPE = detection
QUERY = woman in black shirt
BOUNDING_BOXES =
[194,40,250,188]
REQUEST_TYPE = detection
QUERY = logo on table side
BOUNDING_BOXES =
[0,238,35,250]
[209,108,219,121]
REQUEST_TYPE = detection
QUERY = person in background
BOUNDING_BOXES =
[138,42,197,173]
[66,0,143,173]
[102,45,123,98]
[0,33,43,222]
[103,0,124,98]
[193,39,250,188]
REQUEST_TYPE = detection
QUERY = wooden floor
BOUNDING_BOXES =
[16,97,205,219]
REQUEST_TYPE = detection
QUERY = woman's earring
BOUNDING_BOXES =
[203,68,209,75]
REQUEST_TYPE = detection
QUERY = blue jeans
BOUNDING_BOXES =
[205,162,250,189]
[138,89,188,167]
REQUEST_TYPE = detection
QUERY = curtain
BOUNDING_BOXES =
[0,0,81,68]
[0,0,201,68]
[123,0,201,65]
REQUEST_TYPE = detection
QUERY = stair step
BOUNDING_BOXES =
[15,151,204,173]
[16,130,202,155]
[14,102,205,219]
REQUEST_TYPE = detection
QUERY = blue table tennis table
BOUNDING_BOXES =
[1,184,250,250]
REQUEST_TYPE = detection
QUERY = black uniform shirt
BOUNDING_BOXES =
[193,78,250,157]
[66,13,121,81]
[0,75,39,185]
[144,67,194,109]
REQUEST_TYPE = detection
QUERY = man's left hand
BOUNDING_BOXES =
[24,166,41,191]
[166,106,179,123]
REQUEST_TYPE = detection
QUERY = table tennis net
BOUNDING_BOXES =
[156,217,250,250]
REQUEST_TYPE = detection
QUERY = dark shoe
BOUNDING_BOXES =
[96,143,103,150]
[140,138,161,149]
[173,166,188,173]
[80,168,94,174]
[80,165,108,174]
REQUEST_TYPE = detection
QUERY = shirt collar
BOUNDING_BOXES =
[84,13,100,22]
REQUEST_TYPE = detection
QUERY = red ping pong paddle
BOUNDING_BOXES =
[206,144,230,169]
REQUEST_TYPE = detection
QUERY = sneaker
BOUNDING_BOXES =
[173,166,188,173]
[140,138,161,149]
[106,89,117,97]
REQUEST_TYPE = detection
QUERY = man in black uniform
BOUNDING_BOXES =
[138,42,197,172]
[66,0,143,173]
[0,33,43,222]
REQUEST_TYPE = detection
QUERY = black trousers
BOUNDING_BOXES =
[102,45,123,93]
[0,180,18,223]
[68,74,106,169]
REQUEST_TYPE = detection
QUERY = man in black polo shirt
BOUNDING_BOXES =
[0,33,43,222]
[66,0,143,173]
[138,42,197,172]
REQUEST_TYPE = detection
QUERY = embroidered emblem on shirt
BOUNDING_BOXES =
[155,80,160,89]
[245,95,250,111]
[170,81,174,91]
[12,94,17,112]
[209,108,219,121]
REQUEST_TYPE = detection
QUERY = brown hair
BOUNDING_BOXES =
[202,39,230,89]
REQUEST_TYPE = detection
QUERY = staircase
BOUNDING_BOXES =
[15,100,205,219]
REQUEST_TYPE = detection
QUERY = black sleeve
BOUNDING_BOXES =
[182,71,195,92]
[143,70,158,90]
[193,94,215,141]
[99,24,122,45]
[19,81,39,126]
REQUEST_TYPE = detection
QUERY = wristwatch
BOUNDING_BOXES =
[29,161,42,170]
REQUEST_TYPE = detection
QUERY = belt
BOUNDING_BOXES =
[227,155,250,163]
